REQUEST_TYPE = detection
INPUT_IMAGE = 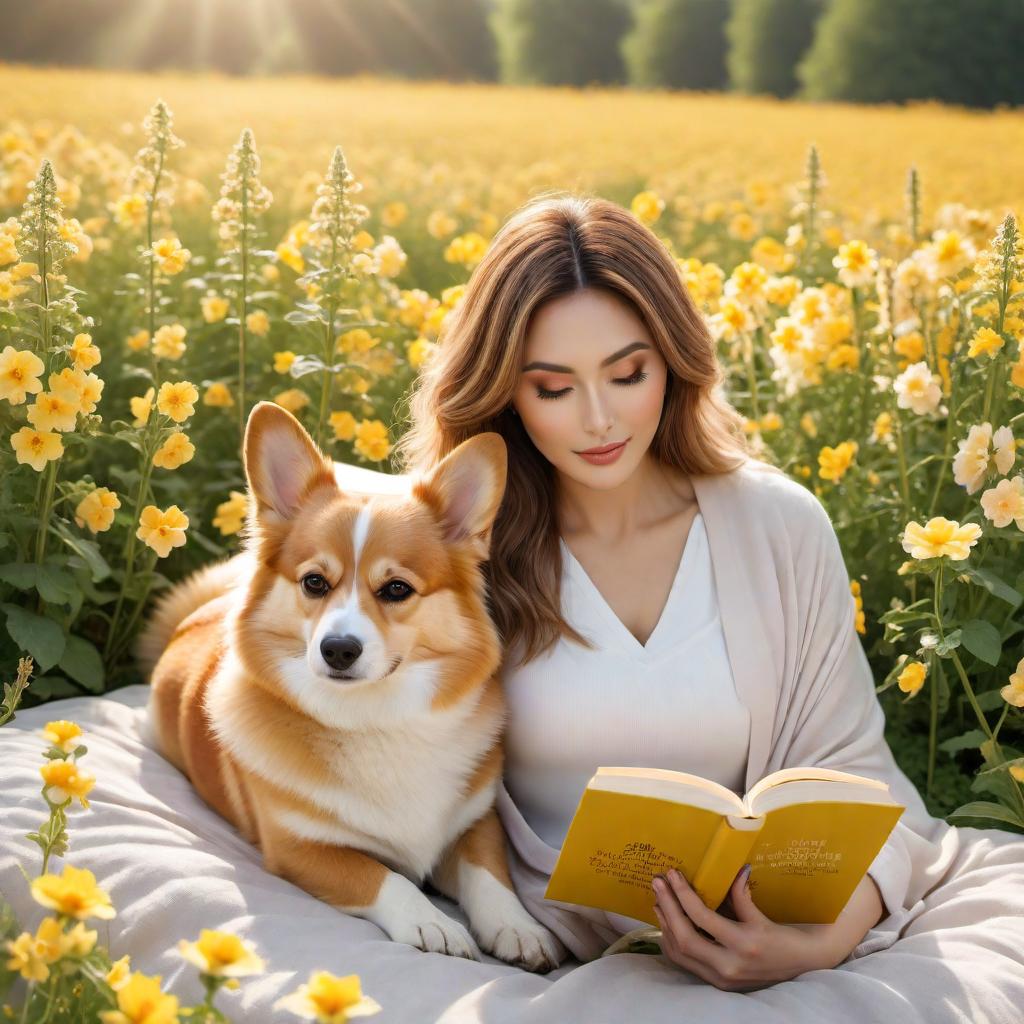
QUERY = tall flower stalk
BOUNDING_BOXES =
[19,160,84,567]
[212,129,272,448]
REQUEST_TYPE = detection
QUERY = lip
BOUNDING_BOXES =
[577,440,628,455]
[576,438,629,465]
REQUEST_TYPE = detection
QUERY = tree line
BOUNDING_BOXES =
[5,0,1024,109]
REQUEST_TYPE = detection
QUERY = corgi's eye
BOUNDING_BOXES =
[378,579,414,603]
[301,573,330,598]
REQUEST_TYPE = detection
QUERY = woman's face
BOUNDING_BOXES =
[511,287,669,489]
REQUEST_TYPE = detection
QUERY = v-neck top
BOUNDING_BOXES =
[500,512,751,849]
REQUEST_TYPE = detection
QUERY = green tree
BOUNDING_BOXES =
[623,0,730,91]
[798,0,1024,108]
[726,0,823,98]
[492,0,632,86]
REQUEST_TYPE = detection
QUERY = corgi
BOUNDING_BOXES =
[139,401,566,972]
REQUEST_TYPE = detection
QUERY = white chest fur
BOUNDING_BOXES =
[205,654,504,883]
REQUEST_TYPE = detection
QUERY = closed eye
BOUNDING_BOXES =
[536,367,649,401]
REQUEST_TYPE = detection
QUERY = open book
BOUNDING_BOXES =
[544,765,905,926]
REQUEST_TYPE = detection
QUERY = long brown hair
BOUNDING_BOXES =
[394,191,762,666]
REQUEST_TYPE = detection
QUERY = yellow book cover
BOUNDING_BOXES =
[543,765,905,926]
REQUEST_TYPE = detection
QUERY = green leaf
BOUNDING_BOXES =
[28,675,81,699]
[58,635,105,693]
[938,729,987,755]
[1,604,66,672]
[960,619,1003,666]
[959,566,1023,608]
[947,800,1024,828]
[935,629,962,657]
[53,523,112,582]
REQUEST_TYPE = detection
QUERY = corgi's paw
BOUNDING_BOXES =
[389,906,483,961]
[473,910,567,973]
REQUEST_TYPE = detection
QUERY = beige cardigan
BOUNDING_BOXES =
[492,457,961,963]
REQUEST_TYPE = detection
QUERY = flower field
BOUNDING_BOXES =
[0,63,1023,835]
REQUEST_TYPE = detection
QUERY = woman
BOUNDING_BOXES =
[390,193,1024,1009]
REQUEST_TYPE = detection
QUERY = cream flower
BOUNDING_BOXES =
[11,426,64,471]
[894,361,943,415]
[40,759,96,809]
[69,332,102,370]
[901,516,983,561]
[130,386,155,426]
[1001,656,1024,707]
[212,490,248,536]
[979,476,1024,529]
[156,381,198,423]
[953,423,1016,493]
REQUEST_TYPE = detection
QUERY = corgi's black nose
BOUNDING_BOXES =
[320,635,363,670]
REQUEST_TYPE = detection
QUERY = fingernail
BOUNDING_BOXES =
[741,863,752,890]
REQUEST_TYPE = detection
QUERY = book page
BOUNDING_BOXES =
[591,766,745,815]
[745,765,890,807]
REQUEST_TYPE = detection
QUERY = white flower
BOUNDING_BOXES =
[979,476,1024,529]
[893,361,942,416]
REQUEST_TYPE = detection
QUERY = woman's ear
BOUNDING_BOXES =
[412,432,508,562]
[243,401,337,524]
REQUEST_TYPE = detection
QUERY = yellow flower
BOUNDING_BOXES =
[136,504,189,558]
[40,759,96,809]
[799,412,817,438]
[130,386,155,427]
[152,323,187,361]
[1001,656,1024,708]
[0,345,45,404]
[153,236,191,275]
[246,310,270,336]
[443,232,487,269]
[329,410,357,442]
[152,431,195,471]
[980,476,1024,529]
[274,350,297,374]
[273,971,382,1023]
[31,865,116,921]
[630,191,665,226]
[871,411,893,443]
[381,200,407,227]
[274,388,310,414]
[126,329,150,352]
[99,972,179,1024]
[818,441,858,482]
[832,239,878,289]
[4,932,50,982]
[967,326,1004,360]
[901,516,982,561]
[75,487,121,533]
[200,294,230,323]
[353,230,375,251]
[11,426,64,471]
[406,337,436,370]
[336,329,376,355]
[203,382,234,407]
[27,384,81,433]
[212,490,248,536]
[354,419,391,462]
[42,719,83,753]
[276,241,305,273]
[426,209,457,239]
[52,368,103,415]
[106,954,132,991]
[113,193,147,229]
[69,332,101,370]
[177,929,265,977]
[897,659,927,697]
[156,381,198,423]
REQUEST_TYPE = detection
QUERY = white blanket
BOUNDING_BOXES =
[0,686,1021,1022]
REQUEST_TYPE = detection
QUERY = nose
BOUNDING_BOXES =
[320,634,363,671]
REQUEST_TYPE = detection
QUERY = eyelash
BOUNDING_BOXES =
[535,368,649,401]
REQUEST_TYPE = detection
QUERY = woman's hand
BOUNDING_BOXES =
[651,865,882,991]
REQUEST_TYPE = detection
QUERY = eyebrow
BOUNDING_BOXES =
[521,341,651,374]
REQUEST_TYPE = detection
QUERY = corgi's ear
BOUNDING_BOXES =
[243,401,336,522]
[412,432,508,561]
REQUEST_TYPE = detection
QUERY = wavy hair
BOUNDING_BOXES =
[394,191,768,666]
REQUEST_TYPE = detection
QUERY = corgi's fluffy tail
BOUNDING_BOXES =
[133,553,249,681]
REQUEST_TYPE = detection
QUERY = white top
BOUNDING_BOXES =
[501,512,751,849]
